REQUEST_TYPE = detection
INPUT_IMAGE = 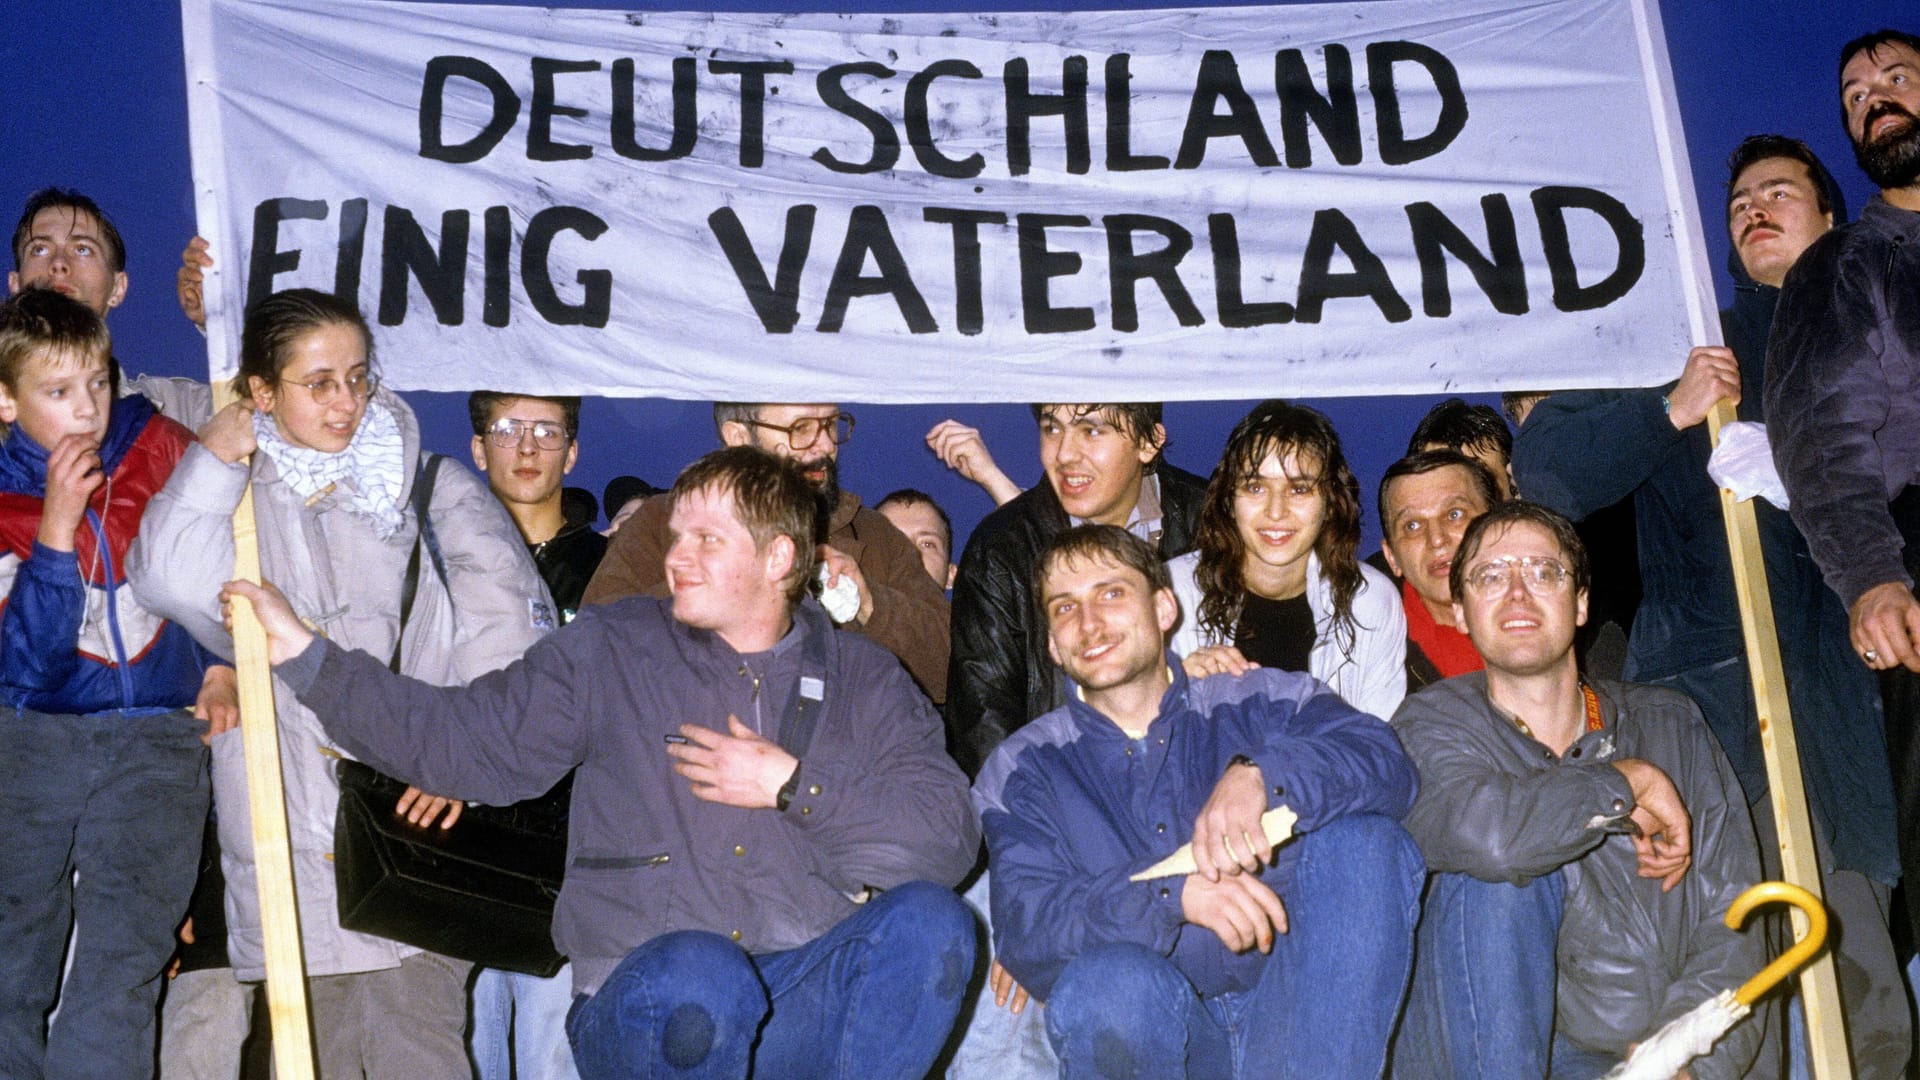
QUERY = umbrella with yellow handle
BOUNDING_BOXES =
[1601,881,1830,1080]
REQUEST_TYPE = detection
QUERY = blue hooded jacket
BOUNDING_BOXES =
[0,393,217,713]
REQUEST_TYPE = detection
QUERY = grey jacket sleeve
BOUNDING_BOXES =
[1644,708,1766,1080]
[123,374,216,431]
[425,461,552,680]
[279,624,588,807]
[125,443,249,658]
[1764,250,1910,606]
[1394,700,1636,883]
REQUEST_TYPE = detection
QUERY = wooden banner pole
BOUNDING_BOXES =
[183,0,318,1071]
[1707,403,1852,1076]
[1631,0,1849,1071]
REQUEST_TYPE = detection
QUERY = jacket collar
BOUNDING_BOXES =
[1060,648,1191,739]
[0,391,153,497]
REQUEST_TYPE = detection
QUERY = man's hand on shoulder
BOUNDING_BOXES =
[1180,644,1259,681]
[667,715,799,809]
[1612,758,1692,891]
[1181,870,1287,954]
[1191,757,1270,881]
[1850,581,1920,673]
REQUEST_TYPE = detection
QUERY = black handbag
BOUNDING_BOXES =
[332,454,572,977]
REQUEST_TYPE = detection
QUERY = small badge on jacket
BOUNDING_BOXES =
[528,597,557,632]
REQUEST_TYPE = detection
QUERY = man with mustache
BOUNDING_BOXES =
[1520,133,1906,1076]
[584,402,951,703]
[1765,28,1920,960]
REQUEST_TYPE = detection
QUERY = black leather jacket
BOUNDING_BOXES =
[944,464,1208,777]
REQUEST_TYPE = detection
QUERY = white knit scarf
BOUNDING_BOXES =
[252,400,407,539]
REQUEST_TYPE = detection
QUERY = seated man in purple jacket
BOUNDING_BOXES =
[973,525,1422,1078]
[229,446,980,1080]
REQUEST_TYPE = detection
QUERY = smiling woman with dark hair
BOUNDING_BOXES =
[1168,399,1407,721]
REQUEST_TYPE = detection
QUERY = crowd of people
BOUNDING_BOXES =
[2,24,1918,1080]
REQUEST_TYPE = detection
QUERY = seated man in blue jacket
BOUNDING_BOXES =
[228,446,980,1080]
[973,524,1422,1079]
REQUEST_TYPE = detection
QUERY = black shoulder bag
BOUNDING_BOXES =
[333,454,571,977]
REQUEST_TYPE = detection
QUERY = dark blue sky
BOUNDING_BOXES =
[0,0,1891,551]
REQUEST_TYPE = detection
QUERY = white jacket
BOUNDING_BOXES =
[1167,549,1406,722]
[128,390,551,979]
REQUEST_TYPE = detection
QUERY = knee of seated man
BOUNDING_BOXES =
[860,881,977,1001]
[1426,868,1566,935]
[1050,942,1190,1021]
[1295,815,1425,897]
[606,930,761,1008]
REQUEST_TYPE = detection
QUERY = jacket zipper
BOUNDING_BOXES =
[88,508,137,709]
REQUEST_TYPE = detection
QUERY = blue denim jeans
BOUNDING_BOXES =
[473,964,581,1080]
[1394,870,1565,1079]
[0,707,209,1079]
[566,880,974,1078]
[1044,815,1424,1079]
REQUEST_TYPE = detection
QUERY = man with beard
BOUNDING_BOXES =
[1765,28,1920,953]
[584,402,951,702]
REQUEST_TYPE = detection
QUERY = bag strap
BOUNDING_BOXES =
[774,610,831,760]
[390,454,449,673]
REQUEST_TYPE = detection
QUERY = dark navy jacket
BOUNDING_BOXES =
[1512,279,1898,883]
[0,394,215,714]
[973,658,1415,999]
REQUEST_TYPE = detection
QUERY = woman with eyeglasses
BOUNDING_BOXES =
[1168,400,1407,722]
[130,288,549,1075]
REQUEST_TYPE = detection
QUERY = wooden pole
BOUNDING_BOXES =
[183,0,318,1072]
[1629,0,1850,1071]
[214,386,320,1079]
[1707,403,1852,1075]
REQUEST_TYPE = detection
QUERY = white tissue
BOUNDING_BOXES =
[1708,421,1789,510]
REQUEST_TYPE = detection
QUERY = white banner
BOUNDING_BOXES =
[183,0,1711,401]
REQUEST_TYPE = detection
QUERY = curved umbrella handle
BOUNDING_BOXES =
[1726,881,1827,1006]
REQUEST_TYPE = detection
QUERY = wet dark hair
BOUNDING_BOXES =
[877,488,953,552]
[1033,524,1173,626]
[1029,403,1165,462]
[467,391,581,438]
[1193,400,1363,654]
[668,445,821,602]
[1449,499,1591,603]
[1839,30,1920,90]
[1376,449,1500,538]
[0,288,112,391]
[1725,134,1838,216]
[1407,398,1512,462]
[12,188,126,275]
[234,288,374,400]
